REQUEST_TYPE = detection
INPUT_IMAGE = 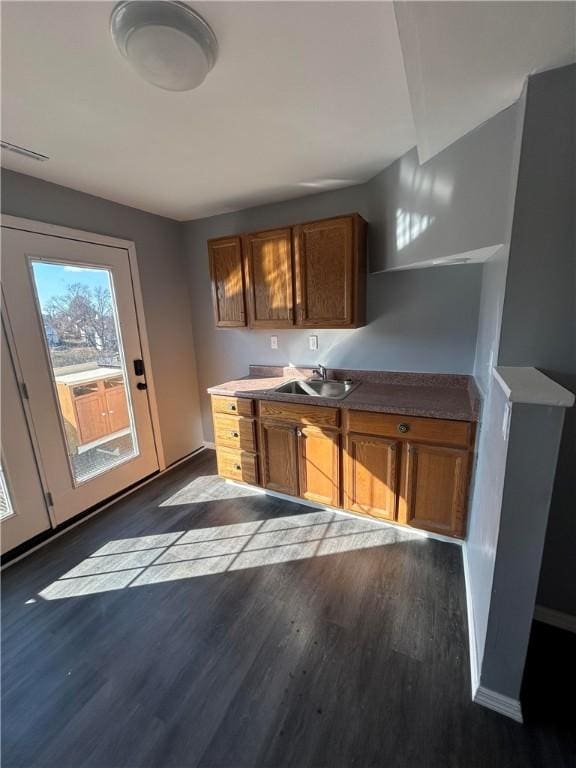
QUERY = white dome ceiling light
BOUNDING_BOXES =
[110,1,218,91]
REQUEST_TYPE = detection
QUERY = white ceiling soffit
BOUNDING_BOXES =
[394,1,576,163]
[0,1,416,221]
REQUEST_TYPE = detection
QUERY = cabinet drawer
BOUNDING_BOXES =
[258,400,339,428]
[211,395,254,417]
[213,414,257,452]
[345,410,472,448]
[216,448,259,485]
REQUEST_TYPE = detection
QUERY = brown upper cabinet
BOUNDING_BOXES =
[207,214,367,329]
[294,214,366,328]
[208,236,246,327]
[243,228,294,327]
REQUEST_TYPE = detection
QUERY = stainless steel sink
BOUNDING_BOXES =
[274,378,358,400]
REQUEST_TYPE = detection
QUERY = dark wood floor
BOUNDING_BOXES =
[2,450,574,768]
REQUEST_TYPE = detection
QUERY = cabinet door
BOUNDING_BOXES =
[344,434,398,520]
[294,215,357,327]
[297,426,340,507]
[208,236,246,327]
[400,443,470,538]
[243,228,294,327]
[75,393,110,445]
[259,421,299,495]
[104,379,130,433]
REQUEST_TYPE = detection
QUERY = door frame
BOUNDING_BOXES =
[1,215,166,473]
[1,320,53,549]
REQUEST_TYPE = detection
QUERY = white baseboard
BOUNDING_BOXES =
[534,605,576,634]
[461,543,480,696]
[474,686,523,723]
[462,544,524,723]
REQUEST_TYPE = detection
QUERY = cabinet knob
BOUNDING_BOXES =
[397,423,410,434]
[230,431,239,438]
[296,428,303,437]
[234,464,241,471]
[229,404,237,411]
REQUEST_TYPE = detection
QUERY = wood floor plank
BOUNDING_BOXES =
[1,450,574,767]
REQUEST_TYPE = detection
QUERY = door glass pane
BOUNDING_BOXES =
[30,261,139,484]
[0,465,14,520]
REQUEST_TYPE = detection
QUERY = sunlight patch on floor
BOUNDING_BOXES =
[38,509,423,600]
[159,475,262,506]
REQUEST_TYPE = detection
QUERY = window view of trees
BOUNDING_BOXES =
[42,283,120,368]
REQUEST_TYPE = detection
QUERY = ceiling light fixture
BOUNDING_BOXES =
[110,1,218,91]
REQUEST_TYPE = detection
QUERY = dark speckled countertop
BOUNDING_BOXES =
[208,366,481,422]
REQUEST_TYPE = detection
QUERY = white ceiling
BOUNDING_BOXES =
[0,1,415,220]
[395,1,576,162]
[2,2,575,221]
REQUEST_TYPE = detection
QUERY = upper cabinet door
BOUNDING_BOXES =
[208,236,246,327]
[294,215,366,328]
[243,228,295,327]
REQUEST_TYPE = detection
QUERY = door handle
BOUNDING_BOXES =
[137,382,147,390]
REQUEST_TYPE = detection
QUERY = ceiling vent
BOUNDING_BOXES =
[0,141,49,161]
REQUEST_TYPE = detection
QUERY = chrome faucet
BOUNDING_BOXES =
[313,364,328,381]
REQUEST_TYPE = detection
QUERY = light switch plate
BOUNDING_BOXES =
[270,335,278,349]
[309,335,318,351]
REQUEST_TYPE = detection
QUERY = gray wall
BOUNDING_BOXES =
[368,104,520,272]
[466,378,512,667]
[465,64,575,710]
[183,184,482,442]
[473,246,509,395]
[465,86,526,684]
[1,170,203,466]
[497,65,576,617]
[481,401,566,698]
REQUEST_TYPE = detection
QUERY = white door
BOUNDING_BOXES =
[1,323,52,553]
[1,226,159,526]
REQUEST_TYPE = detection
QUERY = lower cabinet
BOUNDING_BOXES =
[259,420,340,505]
[212,396,474,539]
[216,447,259,485]
[259,421,299,495]
[297,426,340,507]
[399,442,470,538]
[343,434,399,520]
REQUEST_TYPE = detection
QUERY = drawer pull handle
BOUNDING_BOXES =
[230,431,239,438]
[234,463,241,471]
[229,404,237,411]
[398,423,410,434]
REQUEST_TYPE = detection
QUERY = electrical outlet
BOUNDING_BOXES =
[270,335,278,349]
[309,335,318,351]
